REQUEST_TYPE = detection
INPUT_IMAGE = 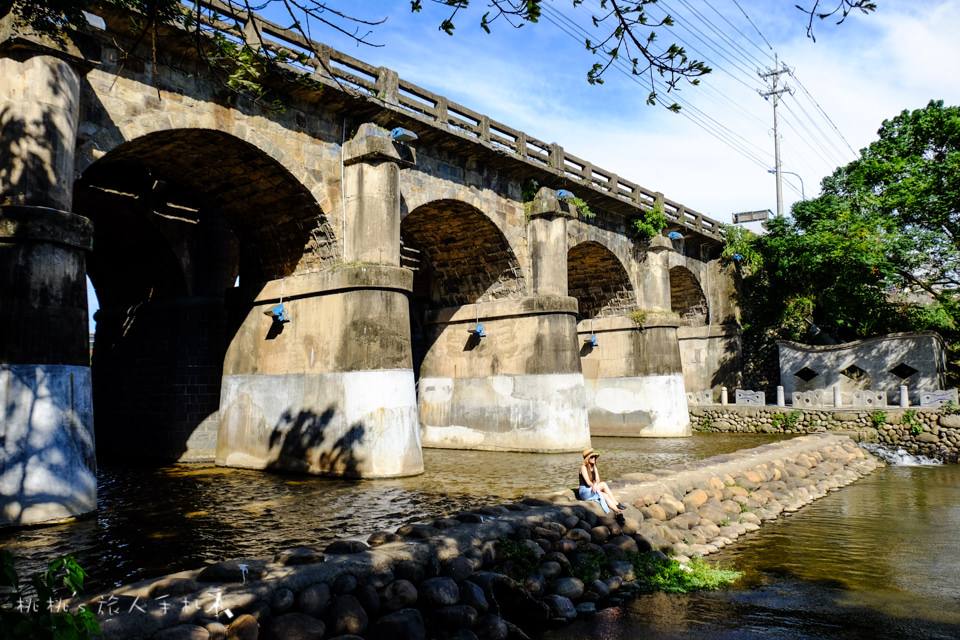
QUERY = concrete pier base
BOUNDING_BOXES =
[217,369,422,477]
[0,364,96,526]
[585,372,690,437]
[580,315,691,437]
[216,267,424,478]
[419,372,591,451]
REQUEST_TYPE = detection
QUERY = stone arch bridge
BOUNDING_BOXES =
[0,2,740,525]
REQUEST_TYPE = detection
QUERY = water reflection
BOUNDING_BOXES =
[1,434,778,591]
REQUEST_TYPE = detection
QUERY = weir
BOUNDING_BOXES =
[81,434,879,639]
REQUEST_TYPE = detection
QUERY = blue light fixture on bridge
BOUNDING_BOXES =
[264,278,291,323]
[392,127,418,143]
[470,322,486,338]
[556,189,574,200]
[668,231,683,240]
[264,303,290,323]
[585,319,598,348]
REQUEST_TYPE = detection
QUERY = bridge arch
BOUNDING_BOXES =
[669,265,709,326]
[74,129,334,462]
[401,199,524,378]
[567,241,636,319]
[401,199,525,308]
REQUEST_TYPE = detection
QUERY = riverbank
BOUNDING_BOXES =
[690,405,960,462]
[76,434,878,639]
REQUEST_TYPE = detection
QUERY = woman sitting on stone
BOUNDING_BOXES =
[578,449,626,515]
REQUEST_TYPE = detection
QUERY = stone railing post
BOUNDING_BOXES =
[375,67,399,105]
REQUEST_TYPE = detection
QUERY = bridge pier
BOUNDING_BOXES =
[216,125,423,477]
[580,314,691,437]
[0,46,97,524]
[419,190,591,452]
[418,296,591,452]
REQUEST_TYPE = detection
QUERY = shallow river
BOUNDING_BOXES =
[4,434,960,638]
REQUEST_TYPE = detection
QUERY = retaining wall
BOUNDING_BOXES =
[691,405,960,462]
[78,434,879,639]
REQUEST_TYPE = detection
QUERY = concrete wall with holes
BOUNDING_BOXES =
[778,332,947,405]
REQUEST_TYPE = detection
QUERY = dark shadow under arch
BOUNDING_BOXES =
[669,265,709,326]
[74,129,332,462]
[568,241,635,320]
[400,199,524,379]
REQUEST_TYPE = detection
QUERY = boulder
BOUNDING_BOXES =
[542,594,577,621]
[367,608,425,640]
[273,546,324,566]
[261,613,325,640]
[419,577,460,607]
[380,579,418,612]
[326,594,368,636]
[548,577,584,600]
[297,583,331,618]
[154,625,210,640]
[325,539,369,555]
[459,580,489,614]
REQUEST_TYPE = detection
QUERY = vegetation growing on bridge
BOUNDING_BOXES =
[724,100,960,387]
[627,202,668,241]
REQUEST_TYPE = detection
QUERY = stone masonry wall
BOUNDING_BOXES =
[79,435,878,639]
[690,405,960,462]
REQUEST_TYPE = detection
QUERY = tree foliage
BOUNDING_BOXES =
[727,100,960,385]
[1,0,873,111]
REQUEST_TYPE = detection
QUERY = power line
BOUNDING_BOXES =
[731,0,773,51]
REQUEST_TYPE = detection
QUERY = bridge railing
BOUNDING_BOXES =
[175,0,724,241]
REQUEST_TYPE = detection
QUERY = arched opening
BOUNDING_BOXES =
[670,266,709,326]
[400,200,523,380]
[567,241,635,320]
[73,129,331,462]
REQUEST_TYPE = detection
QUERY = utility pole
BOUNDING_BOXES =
[758,54,793,217]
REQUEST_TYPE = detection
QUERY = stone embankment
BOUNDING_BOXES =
[690,406,960,462]
[89,435,879,640]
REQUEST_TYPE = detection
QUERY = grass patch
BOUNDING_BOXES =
[571,548,611,584]
[631,554,742,593]
[771,410,802,430]
[903,409,923,435]
[495,536,540,578]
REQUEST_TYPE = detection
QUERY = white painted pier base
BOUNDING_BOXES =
[0,365,97,526]
[216,369,423,478]
[419,373,592,452]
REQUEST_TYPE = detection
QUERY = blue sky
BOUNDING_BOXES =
[86,0,960,331]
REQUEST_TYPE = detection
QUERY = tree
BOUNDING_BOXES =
[1,0,874,111]
[726,100,960,387]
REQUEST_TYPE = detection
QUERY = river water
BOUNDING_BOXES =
[4,434,960,638]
